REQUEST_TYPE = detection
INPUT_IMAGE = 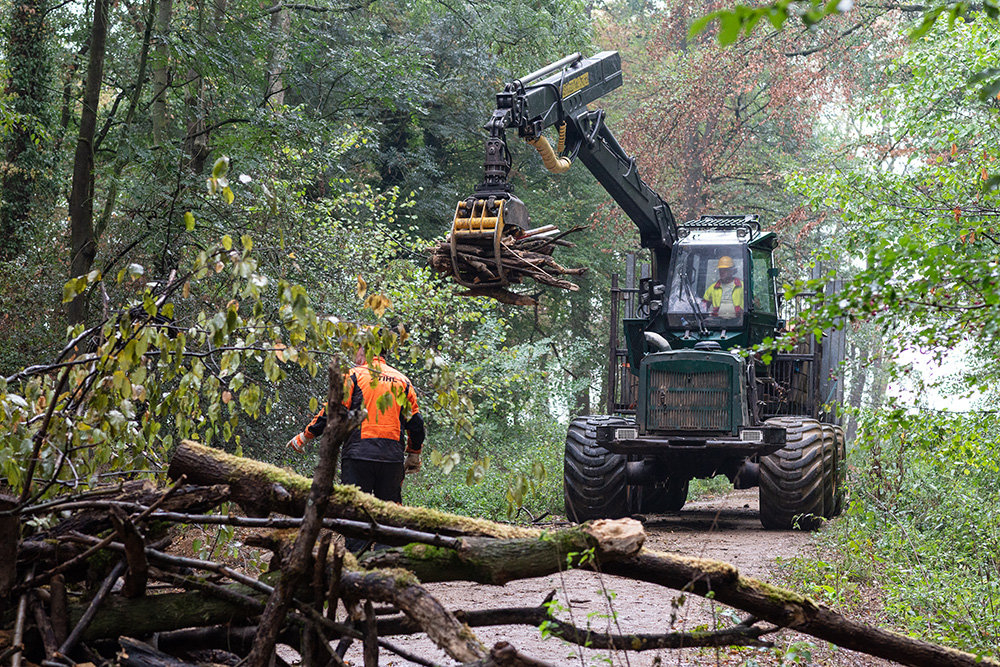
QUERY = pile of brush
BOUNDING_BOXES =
[428,225,587,305]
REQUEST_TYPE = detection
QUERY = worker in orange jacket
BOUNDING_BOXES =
[287,348,425,503]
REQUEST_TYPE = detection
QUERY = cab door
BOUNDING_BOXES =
[747,245,779,346]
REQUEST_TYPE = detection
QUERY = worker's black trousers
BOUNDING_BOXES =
[340,457,405,502]
[340,458,405,553]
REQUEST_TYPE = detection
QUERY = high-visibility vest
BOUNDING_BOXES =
[703,279,744,312]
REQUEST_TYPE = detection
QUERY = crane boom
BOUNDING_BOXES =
[490,51,676,250]
[449,51,678,288]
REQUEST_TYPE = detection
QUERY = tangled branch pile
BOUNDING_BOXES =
[1,364,995,667]
[428,226,588,306]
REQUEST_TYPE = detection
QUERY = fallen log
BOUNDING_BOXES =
[367,540,1000,667]
[48,519,1000,667]
[360,518,644,585]
[604,549,998,667]
[375,595,773,650]
[64,574,772,653]
[167,440,539,540]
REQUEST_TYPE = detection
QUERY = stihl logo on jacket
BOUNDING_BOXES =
[342,360,419,443]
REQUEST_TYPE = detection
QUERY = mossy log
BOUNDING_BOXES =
[68,568,484,661]
[167,439,539,539]
[601,550,998,667]
[360,518,644,585]
[71,587,254,641]
[165,443,999,667]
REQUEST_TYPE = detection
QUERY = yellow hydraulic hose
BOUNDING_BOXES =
[527,123,572,174]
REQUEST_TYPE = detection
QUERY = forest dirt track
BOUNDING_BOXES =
[347,488,893,667]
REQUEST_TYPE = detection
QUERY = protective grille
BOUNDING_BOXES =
[646,367,731,431]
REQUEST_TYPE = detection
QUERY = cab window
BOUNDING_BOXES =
[750,248,777,316]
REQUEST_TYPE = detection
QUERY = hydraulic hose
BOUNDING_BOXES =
[527,123,572,174]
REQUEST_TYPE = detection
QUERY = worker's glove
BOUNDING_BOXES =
[404,451,421,475]
[286,433,308,453]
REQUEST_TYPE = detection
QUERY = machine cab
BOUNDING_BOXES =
[665,230,749,330]
[645,216,780,351]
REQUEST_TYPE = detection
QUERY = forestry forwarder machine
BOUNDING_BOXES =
[450,51,847,530]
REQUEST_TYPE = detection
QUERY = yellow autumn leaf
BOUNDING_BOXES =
[356,274,367,299]
[364,293,392,317]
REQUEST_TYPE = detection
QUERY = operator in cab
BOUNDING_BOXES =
[702,255,744,320]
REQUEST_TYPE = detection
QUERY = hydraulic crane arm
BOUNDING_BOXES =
[476,51,678,252]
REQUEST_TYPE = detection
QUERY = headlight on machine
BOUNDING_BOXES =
[615,427,638,440]
[740,429,763,443]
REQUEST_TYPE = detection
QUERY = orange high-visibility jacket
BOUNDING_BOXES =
[300,357,424,462]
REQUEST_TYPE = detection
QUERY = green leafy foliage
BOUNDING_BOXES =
[781,408,1000,657]
[780,14,1000,363]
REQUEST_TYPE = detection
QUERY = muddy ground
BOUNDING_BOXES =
[337,488,893,667]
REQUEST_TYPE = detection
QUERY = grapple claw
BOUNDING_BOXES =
[448,194,528,288]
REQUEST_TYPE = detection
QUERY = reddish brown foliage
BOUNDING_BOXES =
[596,2,890,230]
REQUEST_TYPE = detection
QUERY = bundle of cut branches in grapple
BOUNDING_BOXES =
[428,224,588,306]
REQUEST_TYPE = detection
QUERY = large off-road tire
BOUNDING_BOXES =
[759,417,827,530]
[635,477,689,514]
[563,416,630,522]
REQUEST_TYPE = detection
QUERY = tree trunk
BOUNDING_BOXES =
[151,0,172,147]
[604,550,996,667]
[96,0,157,240]
[167,440,539,539]
[0,495,17,599]
[1,0,52,260]
[66,0,110,326]
[265,7,290,109]
[183,0,209,173]
[360,519,644,585]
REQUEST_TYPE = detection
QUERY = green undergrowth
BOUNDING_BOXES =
[689,474,735,500]
[777,408,1000,658]
[403,423,565,522]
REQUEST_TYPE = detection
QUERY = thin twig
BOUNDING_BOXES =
[11,591,29,667]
